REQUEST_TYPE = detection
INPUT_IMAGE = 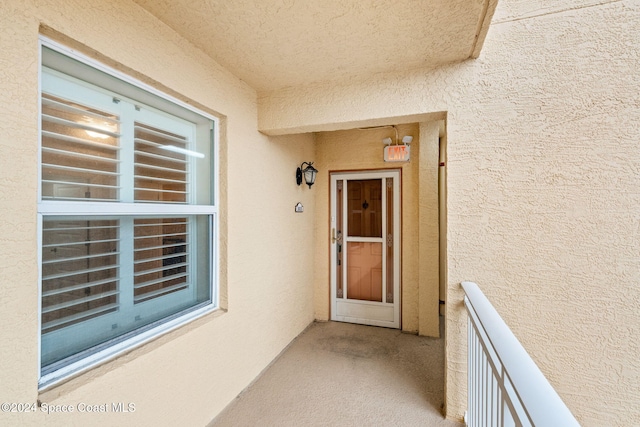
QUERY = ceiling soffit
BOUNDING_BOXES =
[133,0,493,92]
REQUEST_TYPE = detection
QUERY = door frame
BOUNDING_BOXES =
[329,169,401,329]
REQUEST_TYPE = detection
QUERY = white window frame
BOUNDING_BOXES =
[37,37,220,389]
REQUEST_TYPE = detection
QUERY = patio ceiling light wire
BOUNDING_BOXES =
[358,124,399,145]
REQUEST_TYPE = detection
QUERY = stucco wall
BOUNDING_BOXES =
[259,1,640,425]
[313,124,440,336]
[0,1,315,425]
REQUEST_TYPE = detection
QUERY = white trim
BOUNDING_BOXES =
[37,44,44,215]
[340,298,392,307]
[344,236,384,243]
[37,201,216,216]
[333,170,399,180]
[39,36,219,124]
[381,176,388,303]
[119,217,135,318]
[36,214,44,384]
[211,212,219,310]
[341,178,348,298]
[39,303,216,390]
[211,121,220,307]
[36,44,44,384]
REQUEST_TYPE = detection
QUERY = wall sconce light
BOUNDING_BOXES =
[296,162,318,188]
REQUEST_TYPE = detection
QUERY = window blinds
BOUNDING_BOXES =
[41,93,121,201]
[134,123,189,203]
[41,219,120,333]
[40,93,195,335]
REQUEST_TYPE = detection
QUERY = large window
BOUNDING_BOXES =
[38,41,218,386]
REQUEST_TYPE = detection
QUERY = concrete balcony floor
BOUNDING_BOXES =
[209,320,463,427]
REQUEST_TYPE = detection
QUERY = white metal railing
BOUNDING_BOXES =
[462,281,581,427]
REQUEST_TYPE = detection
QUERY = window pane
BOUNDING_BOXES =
[42,219,120,334]
[386,177,394,303]
[134,123,189,203]
[134,217,189,302]
[347,179,382,237]
[346,242,383,302]
[41,215,212,371]
[336,180,344,299]
[41,93,120,201]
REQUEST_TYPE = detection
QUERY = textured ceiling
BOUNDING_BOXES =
[133,0,490,92]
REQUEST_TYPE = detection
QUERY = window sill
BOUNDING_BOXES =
[38,305,226,400]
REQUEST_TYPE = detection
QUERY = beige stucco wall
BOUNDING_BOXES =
[0,1,315,425]
[259,1,640,426]
[313,124,440,336]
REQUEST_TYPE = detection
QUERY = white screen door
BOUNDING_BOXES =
[330,170,401,328]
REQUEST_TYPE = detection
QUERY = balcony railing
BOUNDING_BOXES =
[462,281,581,427]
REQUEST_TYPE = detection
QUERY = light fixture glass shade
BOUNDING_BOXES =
[303,164,317,188]
[296,161,318,188]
